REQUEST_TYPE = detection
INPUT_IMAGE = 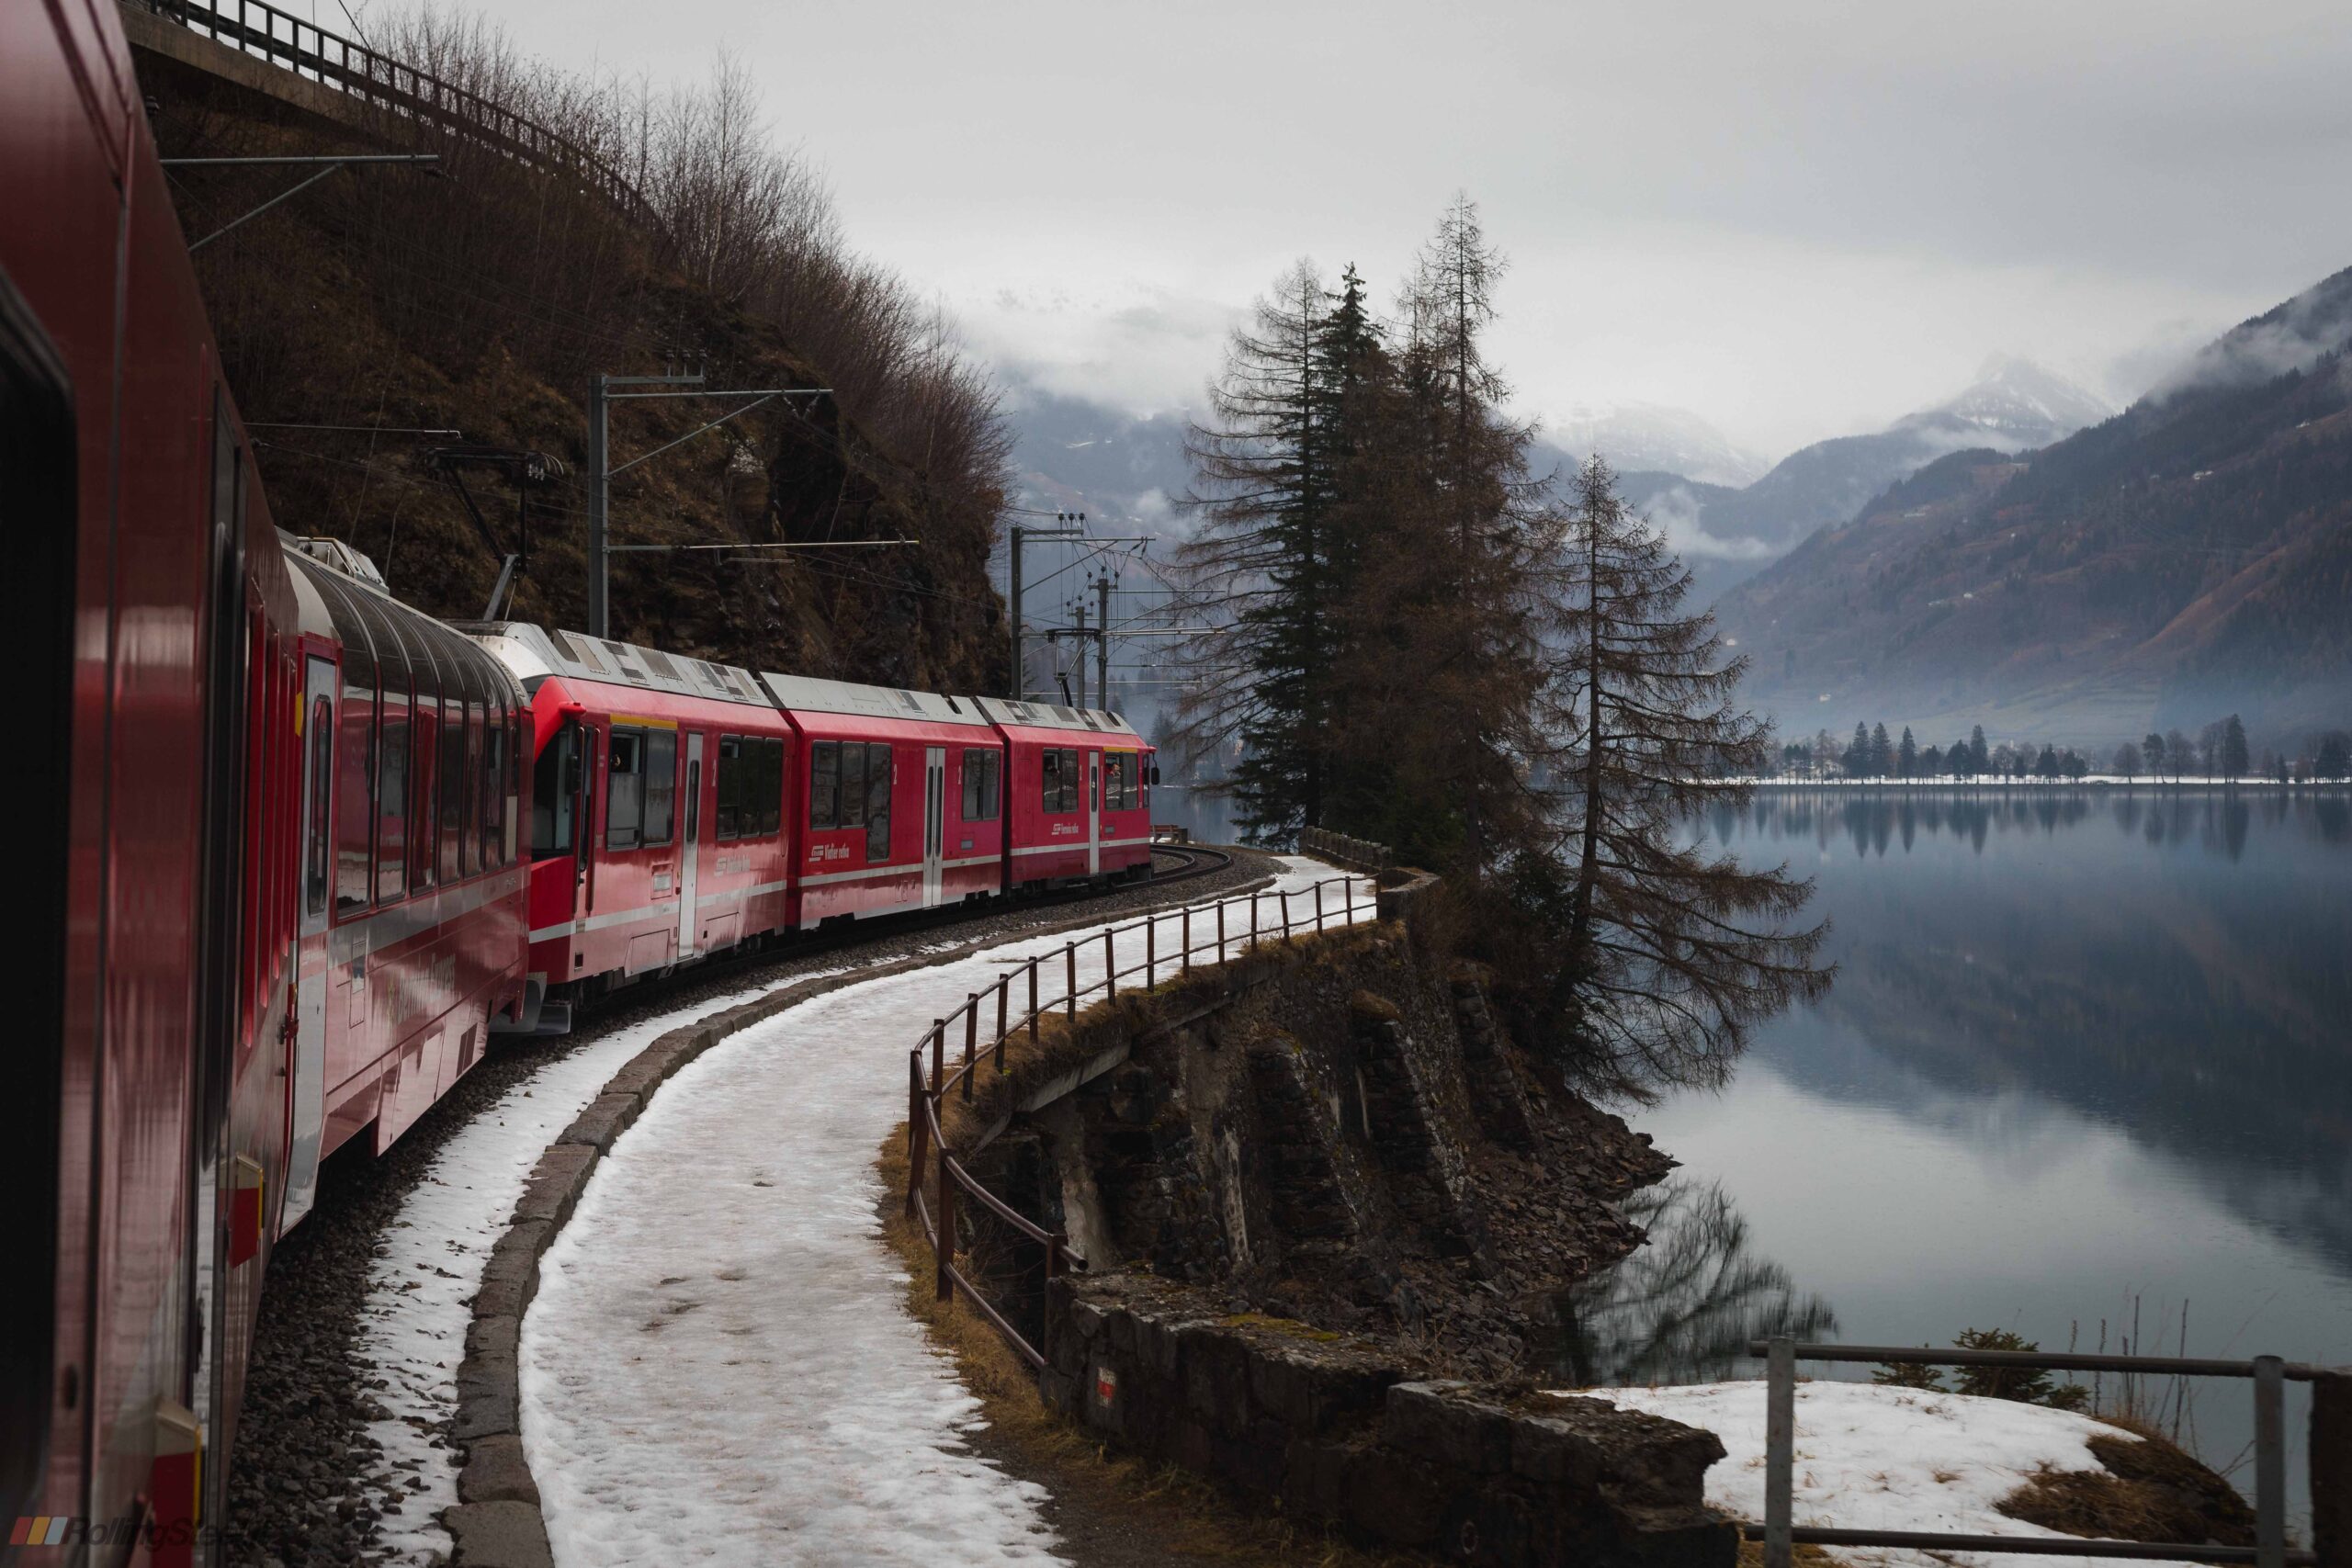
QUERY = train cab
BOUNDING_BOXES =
[974,698,1157,887]
[759,673,1003,926]
[465,624,794,1002]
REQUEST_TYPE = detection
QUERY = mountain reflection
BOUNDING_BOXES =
[1534,1178,1837,1387]
[1702,790,2352,1269]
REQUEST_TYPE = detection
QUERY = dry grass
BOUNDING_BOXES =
[1997,1422,2256,1550]
[875,1127,1419,1568]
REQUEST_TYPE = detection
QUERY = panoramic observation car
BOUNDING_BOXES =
[462,623,795,1009]
[285,542,532,1169]
[762,673,1004,926]
[975,697,1157,886]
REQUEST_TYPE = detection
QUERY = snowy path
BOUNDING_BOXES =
[355,966,862,1562]
[1593,1382,2206,1568]
[520,860,1370,1568]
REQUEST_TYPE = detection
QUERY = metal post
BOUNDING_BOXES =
[934,1144,956,1303]
[962,997,978,1102]
[1028,956,1040,1041]
[1182,907,1192,972]
[1280,889,1290,936]
[1104,929,1117,999]
[995,976,1009,1072]
[1765,1337,1795,1568]
[2255,1355,2285,1568]
[1072,599,1088,710]
[1095,573,1111,712]
[1316,882,1325,931]
[1065,942,1078,1019]
[1217,899,1226,961]
[930,1020,944,1094]
[1250,894,1259,952]
[586,373,609,638]
[905,1054,925,1218]
[1009,524,1024,699]
[1147,916,1156,987]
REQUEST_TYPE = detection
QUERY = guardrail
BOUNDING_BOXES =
[1297,825,1391,872]
[905,874,1374,1370]
[129,0,663,232]
[1747,1337,2338,1568]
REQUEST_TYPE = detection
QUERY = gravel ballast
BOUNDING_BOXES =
[221,850,1272,1566]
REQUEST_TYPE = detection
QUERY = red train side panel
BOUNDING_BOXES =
[977,698,1157,886]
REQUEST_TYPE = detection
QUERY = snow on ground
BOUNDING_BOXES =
[520,861,1373,1568]
[357,967,853,1564]
[1587,1382,2199,1568]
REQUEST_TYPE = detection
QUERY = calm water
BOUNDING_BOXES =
[1544,789,2352,1527]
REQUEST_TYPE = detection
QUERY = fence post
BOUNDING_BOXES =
[1104,929,1117,999]
[905,1054,925,1219]
[1029,957,1040,1042]
[1147,915,1156,987]
[1316,881,1325,931]
[1281,888,1290,936]
[1250,893,1259,952]
[1216,900,1226,962]
[1765,1337,1794,1568]
[930,1020,944,1094]
[995,976,1009,1073]
[1066,942,1078,1019]
[934,1144,956,1303]
[962,997,978,1103]
[1182,907,1192,973]
[2256,1355,2286,1568]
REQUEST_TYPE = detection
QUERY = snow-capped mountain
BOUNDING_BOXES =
[1917,354,2115,450]
[1544,401,1770,489]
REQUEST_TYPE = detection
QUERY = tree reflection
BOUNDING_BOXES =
[1534,1178,1837,1387]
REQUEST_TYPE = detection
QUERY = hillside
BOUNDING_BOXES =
[144,29,1007,694]
[1713,267,2352,742]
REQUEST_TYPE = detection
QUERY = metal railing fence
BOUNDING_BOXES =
[905,875,1374,1369]
[130,0,663,231]
[1748,1337,2331,1568]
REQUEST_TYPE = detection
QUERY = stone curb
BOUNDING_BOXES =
[439,869,1276,1568]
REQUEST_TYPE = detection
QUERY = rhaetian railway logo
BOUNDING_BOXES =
[11,1517,212,1550]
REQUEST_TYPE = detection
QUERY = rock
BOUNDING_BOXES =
[443,1500,553,1568]
[458,1436,541,1506]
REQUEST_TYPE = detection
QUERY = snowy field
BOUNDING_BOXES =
[355,964,862,1562]
[520,861,1370,1568]
[1591,1382,2204,1568]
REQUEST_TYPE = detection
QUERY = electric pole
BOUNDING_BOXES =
[1070,599,1088,708]
[1008,513,1086,699]
[1094,574,1111,713]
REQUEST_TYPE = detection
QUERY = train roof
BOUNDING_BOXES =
[757,671,990,728]
[971,695,1142,740]
[459,622,771,708]
[281,534,524,703]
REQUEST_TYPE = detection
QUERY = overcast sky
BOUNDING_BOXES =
[481,0,2352,461]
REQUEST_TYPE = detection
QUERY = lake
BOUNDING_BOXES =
[1542,788,2352,1530]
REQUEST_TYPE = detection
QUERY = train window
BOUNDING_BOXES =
[1104,752,1138,812]
[438,708,467,883]
[458,705,481,877]
[335,670,376,917]
[1042,747,1081,814]
[809,740,840,831]
[759,739,785,836]
[716,736,743,840]
[306,697,334,916]
[533,722,577,858]
[376,700,408,903]
[507,707,525,864]
[643,729,677,846]
[961,748,1001,821]
[411,699,437,891]
[606,728,646,851]
[865,742,892,862]
[481,704,505,869]
[1041,749,1060,813]
[840,742,867,829]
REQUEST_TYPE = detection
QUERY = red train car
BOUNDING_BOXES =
[975,698,1157,886]
[9,2,304,1550]
[283,544,531,1170]
[759,674,1005,926]
[465,623,795,1005]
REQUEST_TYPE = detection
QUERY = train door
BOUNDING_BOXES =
[282,656,337,1228]
[922,747,945,908]
[1086,749,1102,875]
[678,732,703,957]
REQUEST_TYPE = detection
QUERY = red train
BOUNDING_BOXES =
[9,6,1153,1556]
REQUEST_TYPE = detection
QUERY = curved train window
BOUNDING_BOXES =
[461,703,483,877]
[605,728,645,851]
[411,694,438,893]
[481,698,506,869]
[437,703,467,883]
[335,662,376,917]
[643,729,676,847]
[306,696,334,914]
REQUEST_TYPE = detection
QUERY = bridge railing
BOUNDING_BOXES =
[904,874,1374,1370]
[130,0,662,232]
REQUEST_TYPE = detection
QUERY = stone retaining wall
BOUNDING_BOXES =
[1043,1273,1735,1568]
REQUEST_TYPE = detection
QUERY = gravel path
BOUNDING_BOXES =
[222,850,1274,1567]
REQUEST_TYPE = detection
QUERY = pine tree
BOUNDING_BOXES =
[1869,722,1894,779]
[1897,726,1918,779]
[1845,723,1869,778]
[1970,725,1989,775]
[2143,731,2167,781]
[2221,714,2250,781]
[1537,456,1832,1098]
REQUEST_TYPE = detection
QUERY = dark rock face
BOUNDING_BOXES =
[1044,1274,1734,1568]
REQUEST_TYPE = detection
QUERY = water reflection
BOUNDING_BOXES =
[1534,1178,1836,1387]
[1697,791,2352,1269]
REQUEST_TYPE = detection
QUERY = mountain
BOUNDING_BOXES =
[1004,382,1194,528]
[1662,356,2115,579]
[1543,402,1767,489]
[1713,266,2352,745]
